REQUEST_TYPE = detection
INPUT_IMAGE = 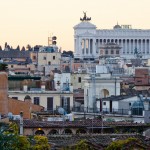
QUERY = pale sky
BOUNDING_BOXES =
[0,0,150,51]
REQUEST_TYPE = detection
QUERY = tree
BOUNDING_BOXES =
[0,63,8,71]
[106,138,146,150]
[0,122,50,150]
[7,45,10,50]
[16,45,20,51]
[26,44,32,51]
[21,46,26,51]
[4,42,7,49]
[14,136,30,150]
[64,140,94,150]
[62,50,74,58]
[32,135,50,150]
[0,46,2,51]
[0,123,19,150]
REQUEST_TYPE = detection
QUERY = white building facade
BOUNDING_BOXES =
[84,73,122,112]
[74,15,150,59]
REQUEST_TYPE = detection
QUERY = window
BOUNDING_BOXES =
[78,77,81,83]
[61,97,70,112]
[129,102,131,106]
[53,56,55,60]
[48,61,51,65]
[103,102,106,105]
[34,97,40,105]
[47,97,53,111]
[116,50,119,54]
[43,56,46,60]
[33,56,36,60]
[111,50,114,54]
[11,65,13,68]
[12,97,18,100]
[105,50,108,54]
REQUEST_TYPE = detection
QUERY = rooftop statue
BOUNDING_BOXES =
[80,11,91,21]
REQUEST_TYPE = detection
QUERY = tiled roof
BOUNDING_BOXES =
[15,119,147,128]
[48,134,149,148]
[0,51,30,58]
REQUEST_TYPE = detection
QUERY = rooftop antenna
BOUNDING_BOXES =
[48,33,53,46]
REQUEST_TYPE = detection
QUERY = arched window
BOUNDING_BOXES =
[48,129,58,135]
[35,129,45,135]
[63,129,72,134]
[76,129,86,134]
[101,89,109,98]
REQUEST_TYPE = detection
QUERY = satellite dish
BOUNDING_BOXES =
[58,107,65,115]
[8,112,13,119]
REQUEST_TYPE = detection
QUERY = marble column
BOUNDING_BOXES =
[141,40,144,53]
[88,39,90,55]
[84,39,86,57]
[93,38,96,57]
[124,39,126,54]
[133,39,135,53]
[129,39,132,54]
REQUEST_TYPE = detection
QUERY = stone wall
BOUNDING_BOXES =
[8,98,43,119]
[0,72,8,115]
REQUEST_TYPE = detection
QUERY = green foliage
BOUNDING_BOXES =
[106,138,139,150]
[8,122,19,135]
[32,135,50,150]
[64,140,94,150]
[14,136,30,150]
[0,63,8,71]
[0,122,50,150]
[76,140,90,150]
[0,123,18,150]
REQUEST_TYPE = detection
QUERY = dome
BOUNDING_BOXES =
[24,95,31,100]
[74,21,96,29]
[113,23,121,29]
